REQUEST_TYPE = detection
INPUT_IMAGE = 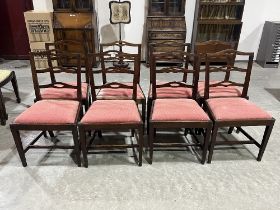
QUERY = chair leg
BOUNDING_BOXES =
[228,127,234,134]
[141,99,146,133]
[208,126,218,164]
[146,98,152,134]
[79,128,88,168]
[257,122,274,161]
[10,128,27,167]
[0,89,7,125]
[148,126,154,164]
[97,130,102,138]
[11,71,21,103]
[72,129,81,167]
[201,126,211,164]
[138,127,143,166]
[48,131,55,138]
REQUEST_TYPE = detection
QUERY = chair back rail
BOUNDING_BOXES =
[30,50,82,102]
[204,49,254,100]
[149,41,191,83]
[87,51,140,102]
[100,41,141,84]
[150,51,200,100]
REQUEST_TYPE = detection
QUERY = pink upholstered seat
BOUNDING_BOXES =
[207,98,272,121]
[151,99,210,121]
[97,83,145,100]
[14,100,79,124]
[41,82,88,100]
[81,100,142,124]
[198,81,242,98]
[148,84,192,98]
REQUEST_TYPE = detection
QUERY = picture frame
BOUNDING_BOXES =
[109,1,131,24]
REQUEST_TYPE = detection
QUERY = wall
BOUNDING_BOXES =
[33,0,280,59]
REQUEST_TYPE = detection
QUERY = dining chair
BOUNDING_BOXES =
[147,41,192,131]
[10,51,82,167]
[203,50,275,163]
[45,40,91,112]
[97,40,146,124]
[0,70,21,125]
[78,51,144,167]
[148,51,212,164]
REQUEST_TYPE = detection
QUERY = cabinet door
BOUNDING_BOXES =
[53,0,72,11]
[74,0,93,11]
[168,0,185,16]
[149,0,166,16]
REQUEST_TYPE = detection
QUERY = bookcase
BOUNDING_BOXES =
[52,0,99,66]
[191,0,245,50]
[146,0,187,65]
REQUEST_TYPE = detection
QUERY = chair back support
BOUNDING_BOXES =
[204,49,254,100]
[100,41,141,84]
[30,50,82,102]
[45,40,89,83]
[150,51,200,100]
[87,51,141,102]
[149,41,191,82]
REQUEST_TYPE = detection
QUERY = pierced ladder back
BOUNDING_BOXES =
[100,41,141,84]
[30,50,82,102]
[45,40,89,83]
[87,51,141,102]
[204,49,254,100]
[150,51,200,100]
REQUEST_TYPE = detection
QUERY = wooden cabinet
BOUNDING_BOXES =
[191,0,245,50]
[52,0,99,66]
[146,0,186,65]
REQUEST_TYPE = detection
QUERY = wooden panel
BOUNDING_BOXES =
[148,31,185,40]
[147,17,186,31]
[53,12,94,28]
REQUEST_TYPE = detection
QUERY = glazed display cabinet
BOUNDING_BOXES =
[191,0,245,50]
[146,0,187,65]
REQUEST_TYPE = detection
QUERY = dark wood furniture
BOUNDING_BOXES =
[197,48,253,103]
[203,50,275,163]
[97,41,146,125]
[79,52,143,167]
[148,51,212,164]
[147,42,191,133]
[191,0,245,51]
[0,70,21,125]
[52,0,99,66]
[0,0,33,59]
[31,44,90,113]
[146,0,186,65]
[10,51,82,167]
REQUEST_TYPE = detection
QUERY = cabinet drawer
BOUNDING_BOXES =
[149,39,185,53]
[54,12,95,28]
[148,32,185,40]
[147,17,186,30]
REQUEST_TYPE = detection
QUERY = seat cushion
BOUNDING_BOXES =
[0,69,11,81]
[207,98,272,121]
[41,82,88,100]
[151,99,210,122]
[81,100,142,124]
[14,100,79,125]
[97,83,145,100]
[198,81,242,98]
[148,83,192,99]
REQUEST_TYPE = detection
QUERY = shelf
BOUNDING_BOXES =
[198,19,242,24]
[200,2,244,6]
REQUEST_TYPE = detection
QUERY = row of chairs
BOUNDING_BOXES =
[10,40,275,167]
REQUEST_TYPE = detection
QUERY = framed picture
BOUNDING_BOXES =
[109,1,131,24]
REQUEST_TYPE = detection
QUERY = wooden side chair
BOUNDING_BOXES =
[197,49,253,103]
[97,41,146,124]
[203,50,275,163]
[148,52,212,164]
[45,40,91,112]
[0,70,21,125]
[10,51,82,167]
[78,52,144,168]
[194,40,244,102]
[147,41,192,129]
